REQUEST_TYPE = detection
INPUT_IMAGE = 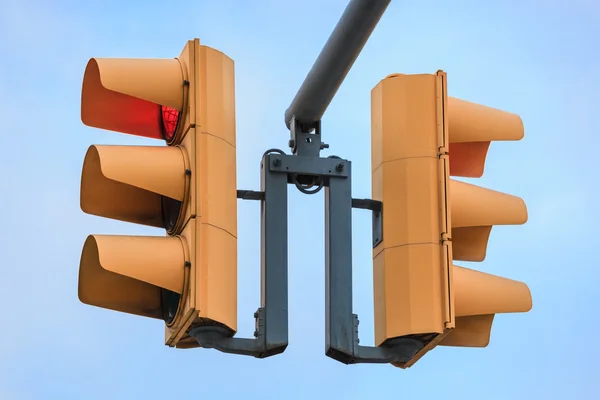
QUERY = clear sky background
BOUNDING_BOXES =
[0,0,598,398]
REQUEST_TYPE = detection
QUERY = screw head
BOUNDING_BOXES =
[336,162,344,172]
[272,158,282,167]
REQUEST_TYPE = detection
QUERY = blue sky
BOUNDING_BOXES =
[0,0,598,398]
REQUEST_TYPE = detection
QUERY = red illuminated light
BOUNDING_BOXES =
[161,106,180,141]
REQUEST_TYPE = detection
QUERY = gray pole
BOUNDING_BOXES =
[284,0,391,130]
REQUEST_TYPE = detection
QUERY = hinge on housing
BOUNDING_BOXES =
[437,146,449,157]
[440,231,454,329]
[441,232,451,245]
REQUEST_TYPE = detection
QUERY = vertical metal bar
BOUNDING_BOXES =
[324,163,356,363]
[260,154,289,356]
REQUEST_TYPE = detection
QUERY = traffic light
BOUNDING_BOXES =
[78,39,238,348]
[370,71,532,368]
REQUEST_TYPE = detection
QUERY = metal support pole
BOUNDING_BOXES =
[325,162,421,365]
[325,163,357,363]
[285,0,391,131]
[258,152,289,356]
[188,151,289,358]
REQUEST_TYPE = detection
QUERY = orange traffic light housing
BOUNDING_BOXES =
[78,39,238,348]
[370,71,532,368]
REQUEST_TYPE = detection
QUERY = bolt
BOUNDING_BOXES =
[288,139,295,148]
[336,162,344,172]
[272,158,281,167]
[254,311,259,318]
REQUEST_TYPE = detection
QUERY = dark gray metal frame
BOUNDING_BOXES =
[189,151,289,358]
[188,0,416,364]
[191,147,417,364]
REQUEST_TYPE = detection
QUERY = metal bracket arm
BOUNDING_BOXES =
[189,308,285,359]
[327,314,424,365]
[325,165,421,364]
[190,149,402,364]
[237,190,265,201]
[351,198,383,248]
[189,156,290,358]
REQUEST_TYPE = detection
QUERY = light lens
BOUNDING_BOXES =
[161,106,180,141]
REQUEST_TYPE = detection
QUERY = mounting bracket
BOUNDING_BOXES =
[190,146,418,364]
[288,116,329,157]
[189,150,289,359]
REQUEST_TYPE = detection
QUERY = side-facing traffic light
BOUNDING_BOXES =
[370,71,532,368]
[78,39,238,348]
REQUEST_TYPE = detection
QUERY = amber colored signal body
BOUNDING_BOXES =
[371,71,532,368]
[78,39,238,348]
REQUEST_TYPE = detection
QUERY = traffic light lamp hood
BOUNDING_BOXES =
[440,265,532,347]
[78,235,188,320]
[80,144,190,233]
[447,97,524,178]
[81,57,187,142]
[451,179,527,262]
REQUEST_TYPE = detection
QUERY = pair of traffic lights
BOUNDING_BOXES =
[77,38,531,366]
